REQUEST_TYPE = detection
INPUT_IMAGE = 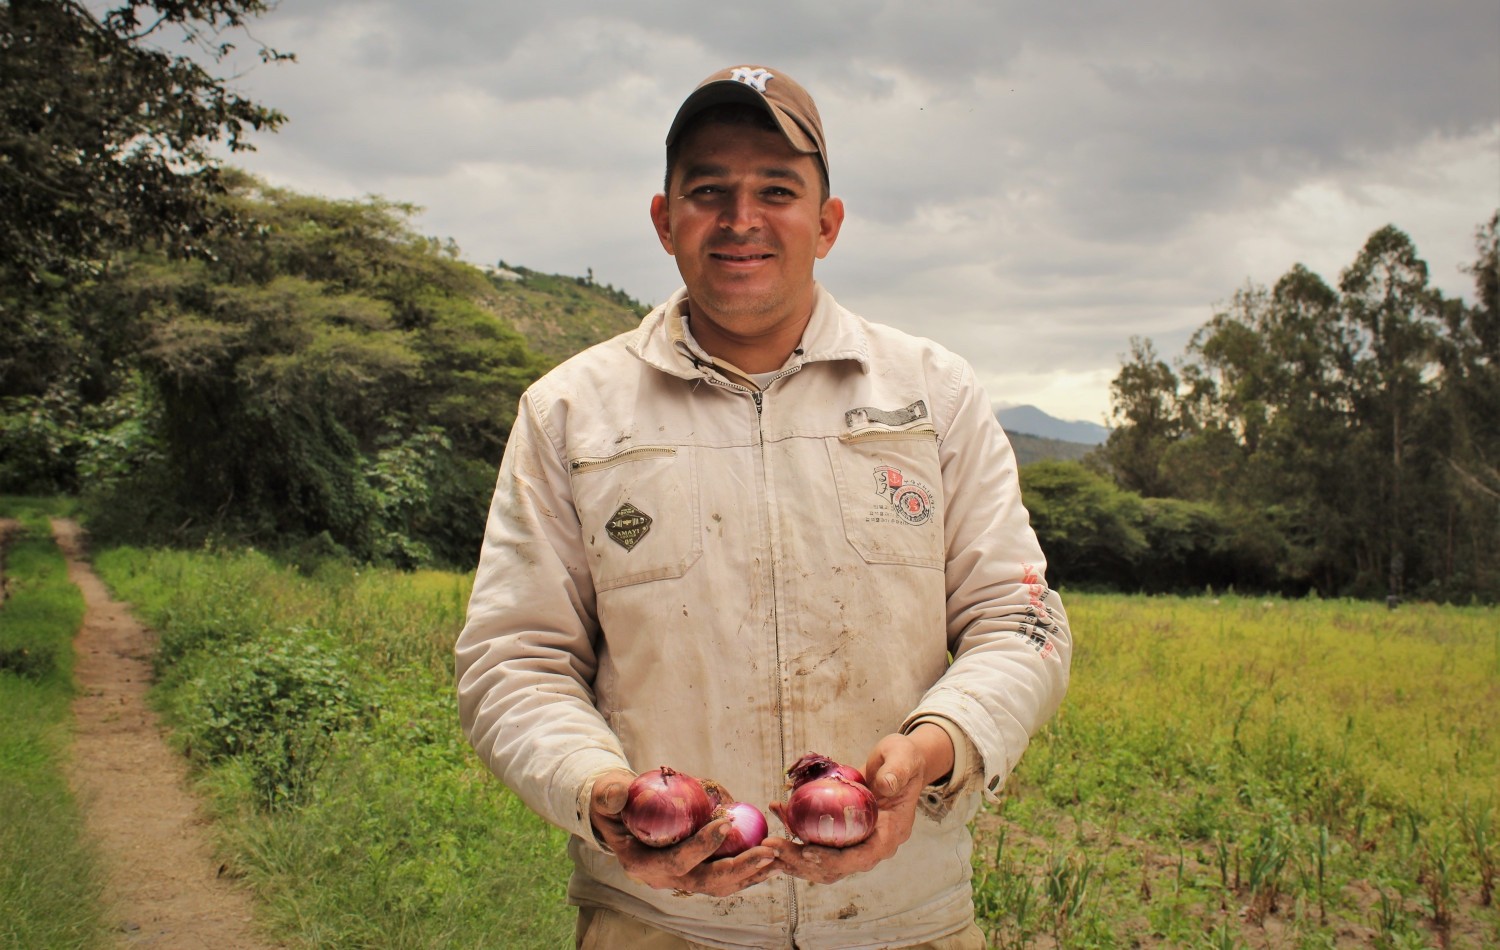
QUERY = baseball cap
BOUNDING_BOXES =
[666,65,828,180]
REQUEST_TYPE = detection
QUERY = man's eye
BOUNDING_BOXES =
[763,187,797,201]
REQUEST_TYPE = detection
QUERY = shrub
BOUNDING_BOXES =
[179,630,372,809]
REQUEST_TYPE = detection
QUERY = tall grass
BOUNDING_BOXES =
[0,499,108,950]
[87,541,1500,948]
[94,545,573,949]
[980,593,1500,948]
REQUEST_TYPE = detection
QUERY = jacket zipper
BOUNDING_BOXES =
[754,389,800,942]
[567,446,676,474]
[841,423,937,444]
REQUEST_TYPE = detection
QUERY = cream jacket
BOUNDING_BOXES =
[456,285,1071,949]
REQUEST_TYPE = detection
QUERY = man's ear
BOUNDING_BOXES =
[650,193,674,256]
[816,196,845,260]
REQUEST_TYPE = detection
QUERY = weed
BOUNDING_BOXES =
[1459,800,1495,907]
[1419,834,1456,934]
[1239,817,1291,925]
[973,828,1039,949]
[177,631,371,809]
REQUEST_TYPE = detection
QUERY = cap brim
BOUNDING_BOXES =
[666,80,819,157]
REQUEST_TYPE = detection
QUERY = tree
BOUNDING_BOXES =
[1425,213,1500,596]
[1184,266,1360,591]
[1102,337,1191,497]
[1020,461,1147,589]
[0,0,290,284]
[1097,219,1497,601]
[78,174,547,565]
[1339,226,1441,598]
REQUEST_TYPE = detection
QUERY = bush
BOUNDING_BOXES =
[178,630,372,809]
[0,637,58,680]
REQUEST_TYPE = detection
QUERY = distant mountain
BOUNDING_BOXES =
[996,405,1110,446]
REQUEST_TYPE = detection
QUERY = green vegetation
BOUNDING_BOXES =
[86,543,1498,948]
[1095,218,1500,602]
[0,498,108,950]
[0,172,647,571]
[93,544,574,949]
[1,0,289,286]
[976,593,1500,948]
[486,262,648,365]
[1007,431,1099,467]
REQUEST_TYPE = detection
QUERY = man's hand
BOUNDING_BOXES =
[765,726,953,885]
[589,769,779,897]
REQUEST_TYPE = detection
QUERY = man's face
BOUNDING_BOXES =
[651,121,843,352]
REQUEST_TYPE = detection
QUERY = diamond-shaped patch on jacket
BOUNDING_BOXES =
[606,503,652,551]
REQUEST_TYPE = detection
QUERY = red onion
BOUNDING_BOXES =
[783,752,877,848]
[786,751,866,788]
[621,766,714,847]
[701,778,731,809]
[711,801,770,858]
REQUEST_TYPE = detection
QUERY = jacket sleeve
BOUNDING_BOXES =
[455,390,630,842]
[900,358,1072,801]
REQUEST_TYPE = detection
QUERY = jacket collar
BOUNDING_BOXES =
[627,283,870,382]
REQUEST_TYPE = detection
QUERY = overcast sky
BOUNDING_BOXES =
[203,0,1499,424]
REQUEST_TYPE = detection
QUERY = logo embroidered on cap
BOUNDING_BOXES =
[730,67,774,93]
[606,502,653,551]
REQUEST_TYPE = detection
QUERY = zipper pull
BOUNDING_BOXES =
[753,391,764,416]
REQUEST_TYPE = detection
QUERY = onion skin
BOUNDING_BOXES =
[711,801,770,858]
[621,767,714,848]
[701,778,732,809]
[784,775,877,847]
[786,751,866,788]
[783,753,877,848]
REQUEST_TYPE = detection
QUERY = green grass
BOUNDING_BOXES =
[0,498,108,950]
[86,540,1500,949]
[978,593,1500,948]
[94,544,574,949]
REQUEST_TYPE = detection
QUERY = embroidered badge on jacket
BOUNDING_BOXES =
[606,503,653,550]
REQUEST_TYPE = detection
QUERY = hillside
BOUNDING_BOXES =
[1006,431,1099,466]
[482,265,649,365]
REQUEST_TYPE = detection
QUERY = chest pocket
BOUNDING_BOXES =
[570,446,703,591]
[830,426,944,569]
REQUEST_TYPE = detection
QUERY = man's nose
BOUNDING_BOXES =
[719,189,762,231]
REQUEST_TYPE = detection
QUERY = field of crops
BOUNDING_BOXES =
[980,594,1498,948]
[87,545,1498,948]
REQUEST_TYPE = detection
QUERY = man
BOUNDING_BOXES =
[456,65,1071,949]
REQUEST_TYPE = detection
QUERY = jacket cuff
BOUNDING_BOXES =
[554,748,633,850]
[903,715,977,798]
[902,692,1024,802]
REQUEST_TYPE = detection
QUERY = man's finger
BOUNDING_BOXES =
[593,774,632,816]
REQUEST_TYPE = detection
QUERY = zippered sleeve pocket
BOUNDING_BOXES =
[569,446,702,591]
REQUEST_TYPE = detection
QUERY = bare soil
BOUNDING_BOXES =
[51,518,281,949]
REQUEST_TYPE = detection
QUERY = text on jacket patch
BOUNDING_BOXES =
[606,503,653,551]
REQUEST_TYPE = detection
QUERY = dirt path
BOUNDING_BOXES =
[53,518,280,949]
